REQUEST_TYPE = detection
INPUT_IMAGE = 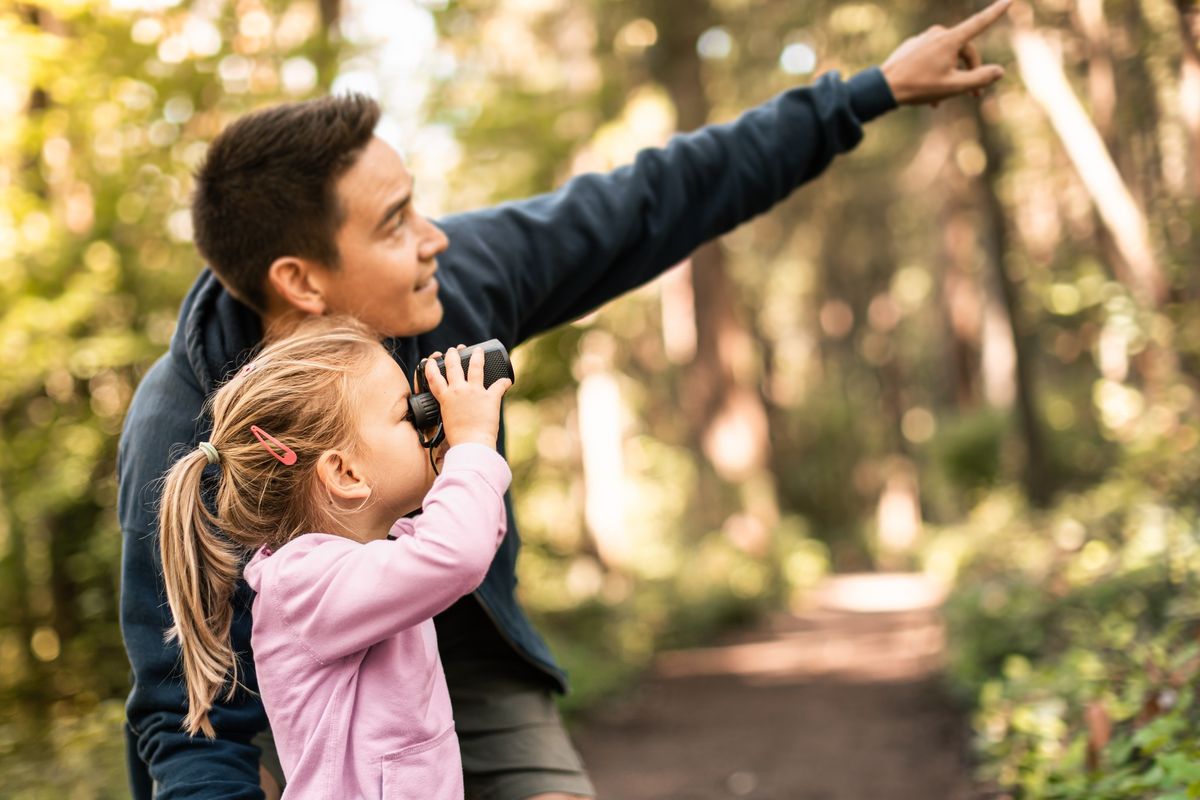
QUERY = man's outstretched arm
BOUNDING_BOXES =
[434,0,1011,348]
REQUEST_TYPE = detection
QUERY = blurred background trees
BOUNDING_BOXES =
[1,0,1197,795]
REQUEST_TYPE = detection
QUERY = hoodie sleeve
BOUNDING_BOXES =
[267,444,512,664]
[118,356,266,800]
[433,68,896,348]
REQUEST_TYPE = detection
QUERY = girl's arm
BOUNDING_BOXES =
[265,443,510,664]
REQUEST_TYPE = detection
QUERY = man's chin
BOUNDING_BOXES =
[379,299,444,338]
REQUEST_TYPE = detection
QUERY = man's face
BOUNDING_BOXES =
[321,136,449,337]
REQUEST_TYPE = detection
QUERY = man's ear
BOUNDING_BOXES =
[266,256,329,317]
[315,450,372,504]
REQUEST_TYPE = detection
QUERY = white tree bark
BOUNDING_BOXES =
[1011,26,1165,306]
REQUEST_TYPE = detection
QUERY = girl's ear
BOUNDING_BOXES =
[315,450,372,503]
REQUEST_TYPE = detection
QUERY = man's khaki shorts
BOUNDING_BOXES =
[254,675,594,800]
[452,675,595,800]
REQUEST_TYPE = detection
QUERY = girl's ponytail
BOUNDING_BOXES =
[151,315,384,737]
[158,448,242,739]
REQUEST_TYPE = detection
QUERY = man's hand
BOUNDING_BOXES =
[881,0,1012,106]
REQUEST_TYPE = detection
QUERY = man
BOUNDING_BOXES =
[118,2,1012,797]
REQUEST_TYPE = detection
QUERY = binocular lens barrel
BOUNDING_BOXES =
[407,339,514,443]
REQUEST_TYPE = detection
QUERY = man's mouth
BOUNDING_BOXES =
[414,270,437,292]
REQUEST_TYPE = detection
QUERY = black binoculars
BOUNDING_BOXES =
[407,339,514,448]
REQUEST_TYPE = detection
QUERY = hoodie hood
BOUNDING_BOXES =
[242,545,270,594]
[170,268,263,395]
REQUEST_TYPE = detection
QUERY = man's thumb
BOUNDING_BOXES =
[955,65,1005,92]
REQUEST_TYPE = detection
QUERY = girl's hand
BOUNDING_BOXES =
[424,345,512,449]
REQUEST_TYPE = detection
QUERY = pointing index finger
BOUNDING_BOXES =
[952,0,1013,43]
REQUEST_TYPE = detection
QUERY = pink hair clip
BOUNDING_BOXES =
[250,425,298,466]
[240,356,269,377]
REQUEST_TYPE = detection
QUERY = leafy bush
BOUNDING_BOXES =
[0,701,127,799]
[931,471,1200,798]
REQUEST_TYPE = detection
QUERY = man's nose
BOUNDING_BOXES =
[419,219,449,260]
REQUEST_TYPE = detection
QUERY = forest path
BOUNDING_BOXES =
[573,573,979,800]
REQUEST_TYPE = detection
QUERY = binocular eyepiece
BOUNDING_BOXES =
[407,339,514,448]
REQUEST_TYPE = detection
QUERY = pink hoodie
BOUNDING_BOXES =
[242,443,511,799]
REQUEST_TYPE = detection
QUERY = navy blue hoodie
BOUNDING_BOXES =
[117,69,895,798]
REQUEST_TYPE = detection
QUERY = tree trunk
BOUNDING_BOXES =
[1074,0,1116,145]
[1010,19,1165,308]
[974,106,1054,506]
[1179,0,1200,196]
[939,204,984,411]
[0,440,37,704]
[576,332,634,569]
[314,0,343,87]
[645,0,779,545]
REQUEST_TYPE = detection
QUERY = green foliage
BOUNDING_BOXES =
[968,629,1200,799]
[1,0,336,793]
[3,0,1200,796]
[930,410,1009,493]
[936,463,1200,798]
[769,379,892,567]
[0,700,127,799]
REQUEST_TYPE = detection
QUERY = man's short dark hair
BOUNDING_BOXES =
[192,94,381,312]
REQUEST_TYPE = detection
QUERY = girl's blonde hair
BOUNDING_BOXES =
[158,315,385,737]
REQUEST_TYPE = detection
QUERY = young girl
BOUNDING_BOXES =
[157,315,512,799]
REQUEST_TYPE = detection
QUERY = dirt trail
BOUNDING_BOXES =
[574,573,979,800]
